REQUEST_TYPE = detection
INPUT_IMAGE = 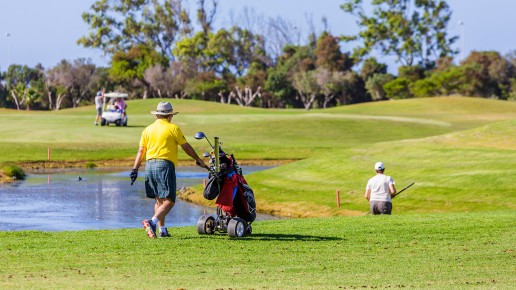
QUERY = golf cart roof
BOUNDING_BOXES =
[104,92,128,99]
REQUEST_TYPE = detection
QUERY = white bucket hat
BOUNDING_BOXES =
[151,102,178,116]
[374,162,385,171]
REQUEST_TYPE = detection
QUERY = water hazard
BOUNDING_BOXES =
[0,166,273,232]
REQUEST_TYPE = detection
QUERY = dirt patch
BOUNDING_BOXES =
[16,158,296,170]
[0,172,15,183]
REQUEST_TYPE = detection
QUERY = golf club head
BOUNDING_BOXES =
[202,152,210,158]
[194,132,206,140]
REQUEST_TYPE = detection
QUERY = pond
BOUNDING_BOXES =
[0,166,274,232]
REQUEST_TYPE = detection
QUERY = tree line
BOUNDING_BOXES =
[1,0,515,111]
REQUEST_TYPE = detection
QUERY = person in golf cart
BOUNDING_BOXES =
[114,97,127,117]
[100,92,129,126]
[365,162,397,215]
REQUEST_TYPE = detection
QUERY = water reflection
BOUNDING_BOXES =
[0,166,274,232]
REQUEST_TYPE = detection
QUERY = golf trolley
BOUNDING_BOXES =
[194,132,256,238]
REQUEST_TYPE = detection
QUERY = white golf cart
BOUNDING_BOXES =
[101,92,128,127]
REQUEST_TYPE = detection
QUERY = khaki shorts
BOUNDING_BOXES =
[370,201,392,215]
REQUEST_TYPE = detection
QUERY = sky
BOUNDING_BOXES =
[1,0,515,73]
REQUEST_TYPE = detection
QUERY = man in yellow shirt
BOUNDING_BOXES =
[131,101,208,238]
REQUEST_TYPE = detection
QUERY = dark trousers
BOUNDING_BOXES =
[370,201,392,215]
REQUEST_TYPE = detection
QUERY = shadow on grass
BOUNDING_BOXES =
[186,233,343,241]
[240,233,342,241]
[102,125,146,128]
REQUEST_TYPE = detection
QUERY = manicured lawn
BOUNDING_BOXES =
[0,211,514,289]
[1,97,515,288]
[1,97,515,216]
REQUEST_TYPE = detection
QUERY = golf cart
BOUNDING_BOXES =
[101,92,128,126]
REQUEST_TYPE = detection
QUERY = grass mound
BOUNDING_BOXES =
[0,164,25,181]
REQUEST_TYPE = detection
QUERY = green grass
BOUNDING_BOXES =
[244,120,516,216]
[0,211,514,289]
[1,97,515,216]
[1,96,515,288]
[2,97,514,163]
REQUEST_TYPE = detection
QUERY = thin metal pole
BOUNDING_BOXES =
[5,32,11,67]
[214,137,220,173]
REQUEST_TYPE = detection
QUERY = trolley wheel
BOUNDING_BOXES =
[197,215,215,235]
[228,217,246,238]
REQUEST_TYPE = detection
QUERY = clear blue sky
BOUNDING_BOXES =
[1,0,515,73]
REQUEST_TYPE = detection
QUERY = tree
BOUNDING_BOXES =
[144,61,190,98]
[184,71,226,101]
[365,73,394,100]
[292,70,318,110]
[44,59,99,110]
[264,16,301,60]
[338,71,368,105]
[265,45,315,108]
[459,51,511,99]
[175,26,269,105]
[46,60,73,111]
[0,73,7,108]
[383,78,412,99]
[342,0,458,68]
[4,65,42,110]
[110,45,167,98]
[175,27,268,79]
[410,64,463,97]
[69,59,97,108]
[197,0,218,35]
[504,50,516,100]
[78,0,192,61]
[315,68,346,108]
[360,57,387,81]
[314,32,353,72]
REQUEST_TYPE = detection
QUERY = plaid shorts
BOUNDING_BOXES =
[144,159,176,202]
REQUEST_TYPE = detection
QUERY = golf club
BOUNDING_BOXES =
[396,182,415,196]
[194,132,214,148]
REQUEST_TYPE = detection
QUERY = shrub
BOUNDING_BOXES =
[85,162,97,169]
[383,77,412,99]
[2,165,26,180]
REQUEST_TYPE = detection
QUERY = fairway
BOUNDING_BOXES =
[1,97,515,216]
[0,96,515,288]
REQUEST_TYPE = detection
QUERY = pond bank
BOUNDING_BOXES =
[0,158,296,184]
[15,158,297,170]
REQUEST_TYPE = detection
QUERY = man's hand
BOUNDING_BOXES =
[130,169,138,185]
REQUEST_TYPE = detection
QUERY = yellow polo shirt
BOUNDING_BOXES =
[139,119,187,166]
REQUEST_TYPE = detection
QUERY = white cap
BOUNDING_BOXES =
[374,162,385,171]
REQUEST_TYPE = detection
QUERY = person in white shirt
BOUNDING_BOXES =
[94,89,104,126]
[365,162,397,215]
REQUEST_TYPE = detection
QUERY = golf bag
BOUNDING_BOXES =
[198,147,256,237]
[203,154,256,223]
